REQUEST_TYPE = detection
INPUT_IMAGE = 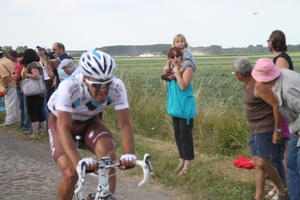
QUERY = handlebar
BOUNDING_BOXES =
[135,154,155,187]
[75,154,154,194]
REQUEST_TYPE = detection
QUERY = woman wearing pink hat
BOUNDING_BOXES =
[252,58,300,200]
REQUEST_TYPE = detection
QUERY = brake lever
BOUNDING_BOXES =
[144,154,155,179]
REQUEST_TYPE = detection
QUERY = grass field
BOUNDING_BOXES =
[2,53,299,199]
[114,53,300,109]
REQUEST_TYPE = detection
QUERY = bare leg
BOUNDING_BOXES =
[283,140,290,186]
[94,137,117,193]
[29,121,39,138]
[256,157,286,196]
[31,121,38,134]
[183,160,192,171]
[40,120,47,132]
[56,155,78,200]
[177,158,185,169]
[253,156,265,200]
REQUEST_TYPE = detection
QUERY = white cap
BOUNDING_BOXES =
[36,45,47,51]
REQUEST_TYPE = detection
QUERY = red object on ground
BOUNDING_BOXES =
[0,92,4,97]
[233,156,254,169]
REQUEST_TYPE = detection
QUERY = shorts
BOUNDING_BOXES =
[48,112,114,161]
[249,132,280,159]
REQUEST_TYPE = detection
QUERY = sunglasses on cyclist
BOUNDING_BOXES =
[85,78,112,89]
[170,54,180,59]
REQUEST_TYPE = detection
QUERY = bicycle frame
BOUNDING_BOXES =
[74,154,154,200]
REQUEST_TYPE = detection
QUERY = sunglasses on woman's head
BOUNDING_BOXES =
[170,54,180,59]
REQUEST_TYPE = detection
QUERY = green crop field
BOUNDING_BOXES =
[113,53,300,108]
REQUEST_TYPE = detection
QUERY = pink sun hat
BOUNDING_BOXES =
[252,58,281,82]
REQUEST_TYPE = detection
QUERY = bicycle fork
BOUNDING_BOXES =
[94,168,110,199]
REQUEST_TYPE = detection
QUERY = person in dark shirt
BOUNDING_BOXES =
[51,42,74,88]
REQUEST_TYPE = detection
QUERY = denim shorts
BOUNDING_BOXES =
[250,132,280,159]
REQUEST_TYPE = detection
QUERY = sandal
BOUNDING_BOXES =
[271,195,278,200]
[178,169,189,175]
[27,133,39,140]
[265,190,276,198]
[174,166,183,173]
[277,192,290,200]
[265,187,277,198]
[23,131,32,135]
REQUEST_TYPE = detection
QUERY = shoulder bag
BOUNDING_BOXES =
[20,62,46,96]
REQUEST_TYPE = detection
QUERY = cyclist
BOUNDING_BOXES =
[47,50,136,200]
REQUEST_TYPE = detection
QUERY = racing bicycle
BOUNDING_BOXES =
[74,153,155,200]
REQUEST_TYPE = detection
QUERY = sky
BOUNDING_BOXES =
[1,0,300,51]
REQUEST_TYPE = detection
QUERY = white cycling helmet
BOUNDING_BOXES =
[79,50,116,80]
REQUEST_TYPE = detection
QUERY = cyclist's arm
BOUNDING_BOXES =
[56,110,81,168]
[115,108,135,154]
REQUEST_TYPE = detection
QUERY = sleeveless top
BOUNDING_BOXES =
[273,52,294,138]
[273,52,294,70]
[166,80,196,124]
[243,80,274,134]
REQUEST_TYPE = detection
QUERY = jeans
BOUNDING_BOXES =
[16,85,31,129]
[42,94,49,129]
[287,135,300,200]
[271,137,289,187]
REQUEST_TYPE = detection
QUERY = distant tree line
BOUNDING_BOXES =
[192,44,300,55]
[1,44,300,57]
[96,44,172,56]
[96,44,300,56]
[0,46,28,57]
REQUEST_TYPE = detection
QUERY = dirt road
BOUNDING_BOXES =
[0,131,174,200]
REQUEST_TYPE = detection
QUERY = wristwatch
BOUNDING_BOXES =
[275,128,282,133]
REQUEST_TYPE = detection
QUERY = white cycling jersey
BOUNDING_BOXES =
[47,73,129,121]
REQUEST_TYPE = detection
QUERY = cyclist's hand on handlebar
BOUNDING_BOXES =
[119,154,137,170]
[78,157,97,172]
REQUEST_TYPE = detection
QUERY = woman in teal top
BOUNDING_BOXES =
[162,47,196,175]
